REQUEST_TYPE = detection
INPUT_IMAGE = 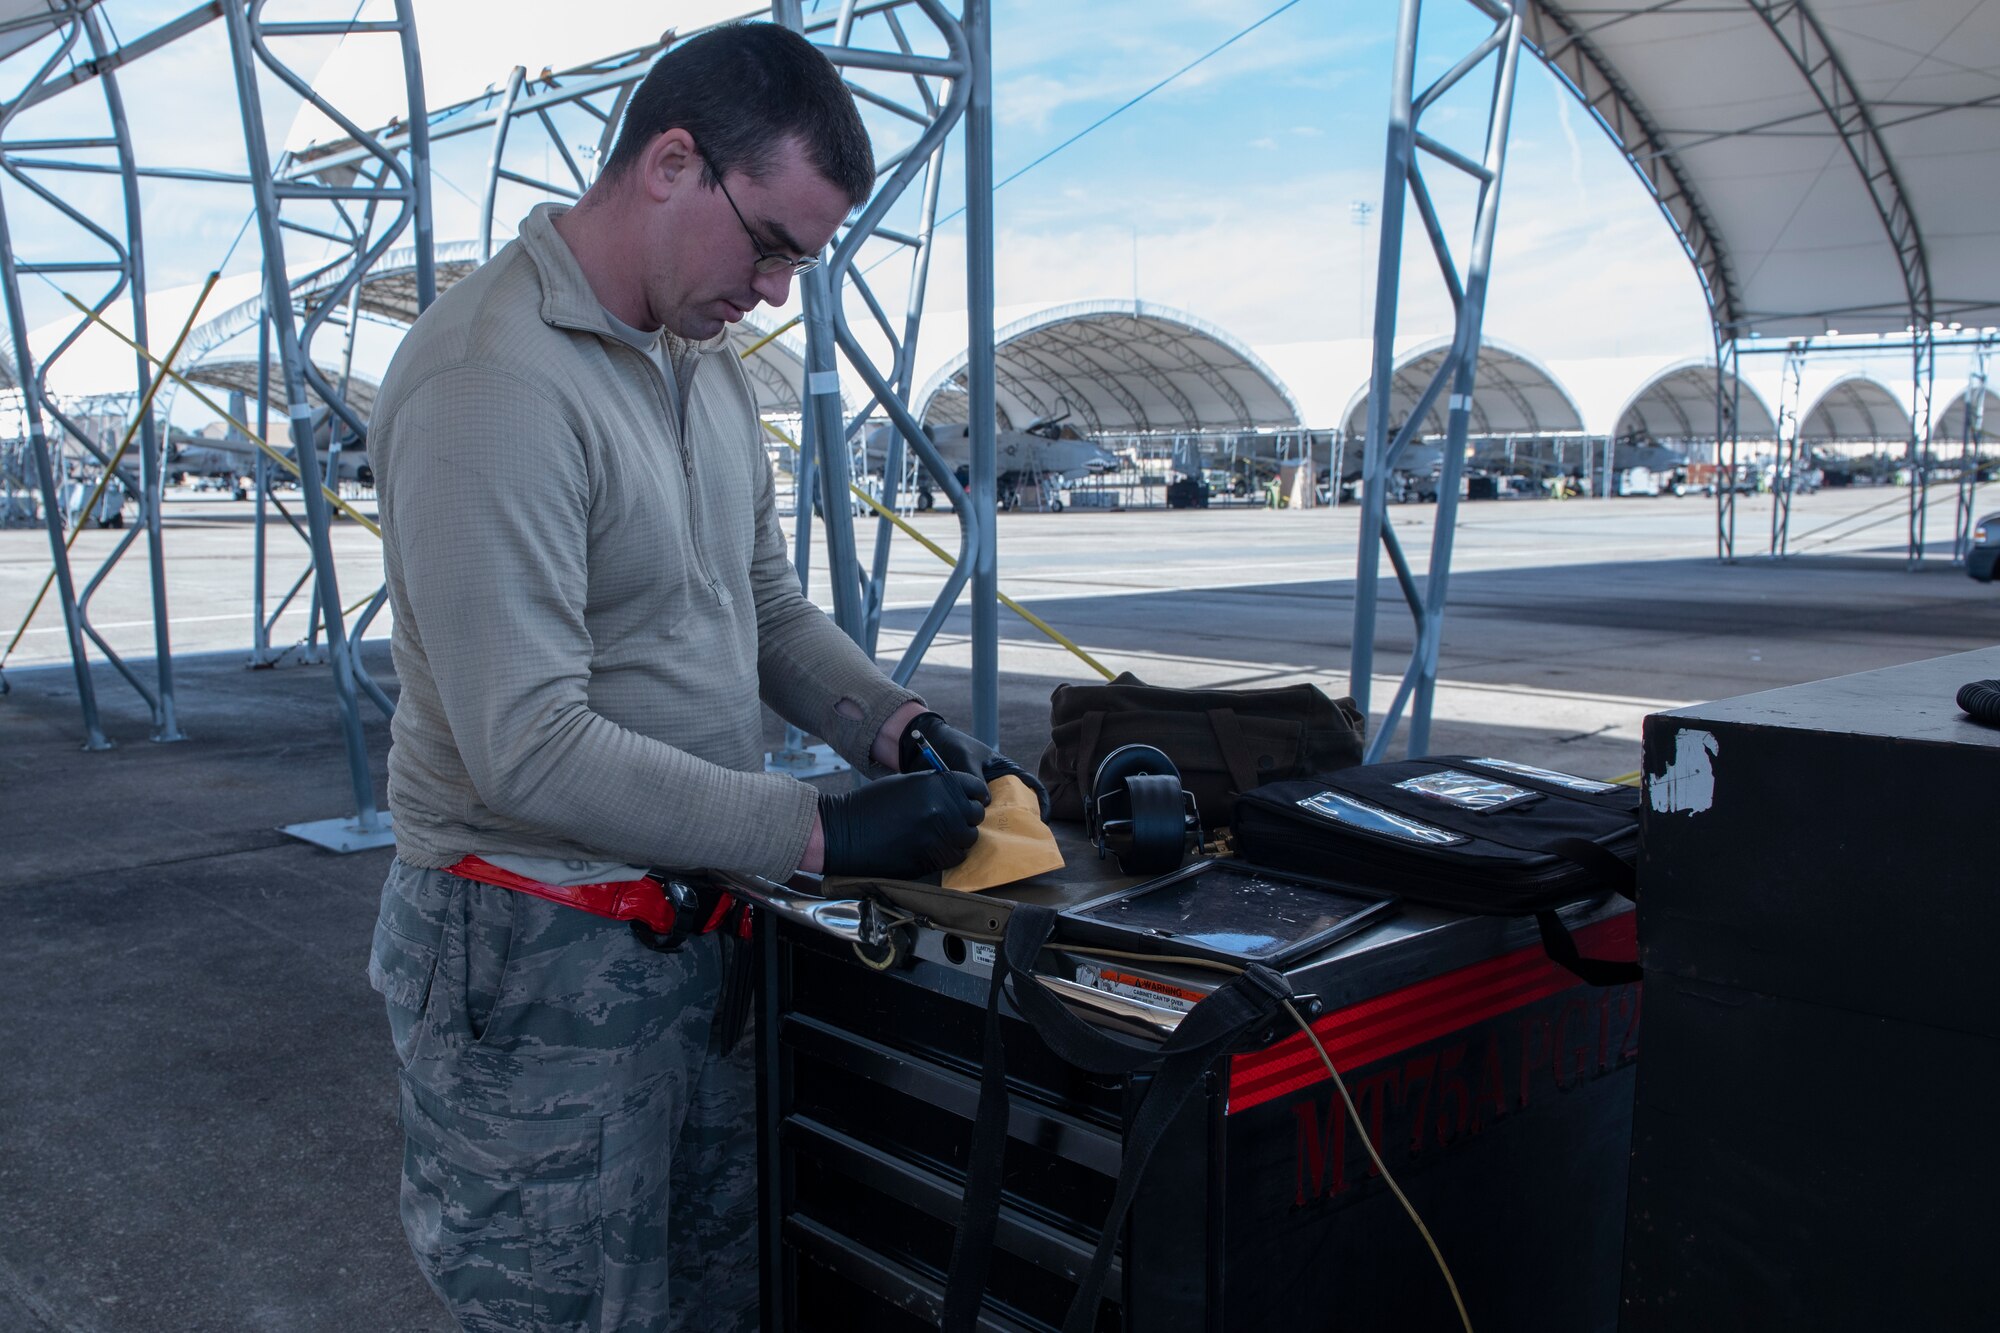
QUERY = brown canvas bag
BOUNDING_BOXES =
[1036,672,1366,829]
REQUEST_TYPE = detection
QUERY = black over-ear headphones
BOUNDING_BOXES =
[1086,744,1200,875]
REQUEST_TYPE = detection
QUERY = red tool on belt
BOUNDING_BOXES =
[445,855,751,951]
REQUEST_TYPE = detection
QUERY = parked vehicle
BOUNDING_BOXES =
[1968,512,2000,582]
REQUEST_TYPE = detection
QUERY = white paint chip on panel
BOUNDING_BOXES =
[1648,728,1719,815]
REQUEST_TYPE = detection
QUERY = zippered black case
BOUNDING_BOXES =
[1233,756,1640,984]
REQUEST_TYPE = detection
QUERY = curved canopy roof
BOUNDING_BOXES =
[1615,359,1777,442]
[296,240,484,326]
[187,241,810,417]
[1799,374,1910,442]
[0,0,65,63]
[182,359,380,423]
[727,321,810,417]
[1524,1,2000,338]
[1341,338,1585,440]
[183,242,484,364]
[916,299,1301,434]
[1933,387,1999,445]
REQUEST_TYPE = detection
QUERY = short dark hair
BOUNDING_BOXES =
[603,23,874,208]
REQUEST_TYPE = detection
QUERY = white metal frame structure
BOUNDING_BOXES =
[0,2,435,848]
[772,0,999,739]
[272,5,998,765]
[0,0,175,747]
[1350,0,1526,761]
[224,0,432,850]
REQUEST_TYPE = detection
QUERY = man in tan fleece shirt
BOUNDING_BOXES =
[365,24,1042,1332]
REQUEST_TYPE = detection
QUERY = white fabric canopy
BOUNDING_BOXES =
[182,358,380,422]
[916,299,1301,434]
[1525,1,2000,337]
[0,0,65,63]
[186,241,811,417]
[1799,374,1910,442]
[1614,359,1778,441]
[1340,338,1585,440]
[1932,387,1998,445]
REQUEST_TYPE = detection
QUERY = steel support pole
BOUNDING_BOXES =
[1909,327,1935,565]
[1,243,108,748]
[0,16,107,749]
[963,0,997,745]
[1713,329,1739,561]
[1952,344,1988,564]
[768,0,987,740]
[479,66,526,261]
[772,0,863,647]
[1407,5,1521,758]
[863,140,946,659]
[84,8,180,740]
[243,383,274,661]
[1349,0,1423,722]
[798,266,864,641]
[1771,342,1803,557]
[223,0,378,841]
[1352,0,1520,761]
[396,0,436,309]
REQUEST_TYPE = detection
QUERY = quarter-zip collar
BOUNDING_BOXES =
[517,202,730,367]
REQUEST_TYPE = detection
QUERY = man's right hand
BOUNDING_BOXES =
[816,770,989,879]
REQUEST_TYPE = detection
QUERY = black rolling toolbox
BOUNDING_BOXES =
[755,839,1639,1333]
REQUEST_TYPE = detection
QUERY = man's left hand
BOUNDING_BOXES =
[900,711,1050,820]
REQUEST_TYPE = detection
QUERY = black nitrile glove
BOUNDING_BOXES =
[899,711,1051,821]
[820,769,990,879]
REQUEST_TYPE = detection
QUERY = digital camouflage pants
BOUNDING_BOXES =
[368,860,757,1333]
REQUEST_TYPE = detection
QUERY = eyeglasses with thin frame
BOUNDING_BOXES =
[703,153,821,277]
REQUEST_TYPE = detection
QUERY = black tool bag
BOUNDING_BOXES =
[1233,756,1641,986]
[1038,673,1366,829]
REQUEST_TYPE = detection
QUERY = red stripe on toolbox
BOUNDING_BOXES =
[1226,913,1635,1115]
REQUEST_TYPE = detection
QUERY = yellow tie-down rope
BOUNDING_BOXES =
[3,275,219,667]
[51,301,1113,681]
[63,291,383,538]
[742,316,1110,680]
[759,416,1115,681]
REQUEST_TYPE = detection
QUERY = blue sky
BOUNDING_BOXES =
[966,0,1714,357]
[6,0,1721,419]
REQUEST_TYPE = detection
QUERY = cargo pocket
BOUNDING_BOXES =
[371,898,443,1069]
[398,1072,604,1333]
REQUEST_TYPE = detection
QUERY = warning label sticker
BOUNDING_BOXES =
[1075,964,1206,1013]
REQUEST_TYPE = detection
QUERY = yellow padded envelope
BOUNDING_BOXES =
[942,774,1066,891]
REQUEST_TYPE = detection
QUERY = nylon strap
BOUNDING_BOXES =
[1534,837,1642,986]
[941,904,1292,1332]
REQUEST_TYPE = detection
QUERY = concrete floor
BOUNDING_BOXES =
[1,486,1994,1330]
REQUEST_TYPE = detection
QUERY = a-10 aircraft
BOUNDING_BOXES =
[865,413,1119,510]
[168,424,374,498]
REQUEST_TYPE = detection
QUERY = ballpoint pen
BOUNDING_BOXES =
[908,728,951,777]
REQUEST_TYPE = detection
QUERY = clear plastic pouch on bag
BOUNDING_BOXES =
[1294,790,1466,845]
[1393,768,1542,812]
